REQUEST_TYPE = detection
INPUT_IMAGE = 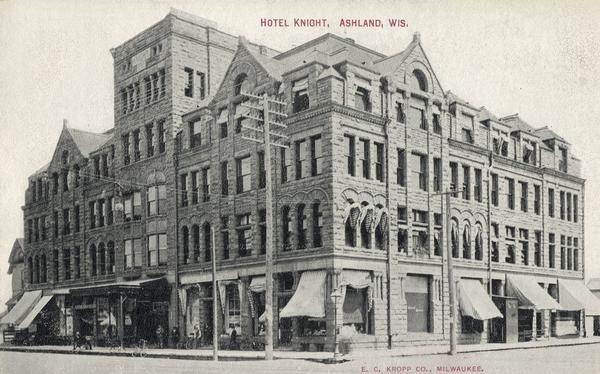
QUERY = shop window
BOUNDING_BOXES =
[227,284,241,329]
[298,317,326,337]
[343,287,373,335]
[462,315,484,333]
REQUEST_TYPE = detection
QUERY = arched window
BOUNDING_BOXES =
[451,220,459,258]
[182,226,190,264]
[411,69,429,92]
[462,224,471,259]
[345,204,360,247]
[192,225,200,262]
[90,244,97,276]
[28,257,33,284]
[233,73,249,96]
[203,223,212,262]
[297,204,307,249]
[40,254,47,283]
[107,241,115,274]
[360,204,373,249]
[282,206,292,251]
[34,256,40,284]
[312,202,323,248]
[474,226,483,261]
[73,164,81,188]
[375,207,388,250]
[98,242,106,275]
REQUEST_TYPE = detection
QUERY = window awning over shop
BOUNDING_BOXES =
[0,290,42,326]
[180,270,239,285]
[506,275,562,310]
[249,276,266,293]
[17,295,54,330]
[69,277,165,296]
[457,279,503,320]
[558,279,600,316]
[279,270,327,319]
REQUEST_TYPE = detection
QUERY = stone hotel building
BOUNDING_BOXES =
[4,9,599,351]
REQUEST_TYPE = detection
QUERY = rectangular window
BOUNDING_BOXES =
[450,162,458,195]
[219,109,228,139]
[355,87,371,112]
[505,244,516,264]
[191,171,199,204]
[281,146,291,183]
[258,209,266,254]
[397,149,406,186]
[295,139,307,180]
[97,199,105,227]
[133,129,141,161]
[33,218,39,242]
[122,134,130,165]
[474,168,482,202]
[560,235,566,270]
[311,135,323,176]
[74,206,80,233]
[573,194,578,223]
[411,153,428,191]
[574,238,579,271]
[180,174,189,207]
[237,213,252,257]
[198,71,206,100]
[221,217,230,260]
[89,202,96,229]
[462,165,470,200]
[41,216,47,240]
[313,202,323,247]
[534,231,542,267]
[345,135,356,176]
[63,248,71,280]
[534,185,541,215]
[101,154,109,177]
[566,192,572,221]
[236,156,252,193]
[258,152,266,189]
[433,158,442,192]
[396,102,405,123]
[560,191,565,220]
[432,113,442,134]
[157,120,166,153]
[148,233,167,266]
[549,233,556,268]
[357,139,370,179]
[375,142,384,182]
[491,173,499,206]
[461,128,473,144]
[558,147,568,172]
[520,182,528,212]
[147,185,166,216]
[62,208,70,235]
[190,121,202,148]
[506,178,515,210]
[567,237,572,270]
[74,247,81,279]
[548,188,555,217]
[202,167,211,202]
[221,161,229,196]
[292,77,309,112]
[410,106,427,130]
[184,67,194,97]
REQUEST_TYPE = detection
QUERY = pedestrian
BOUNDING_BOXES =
[229,324,238,350]
[171,326,179,348]
[193,324,201,349]
[156,324,165,349]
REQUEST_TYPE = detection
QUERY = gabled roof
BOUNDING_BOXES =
[534,126,569,144]
[66,127,112,157]
[244,42,287,81]
[8,238,24,274]
[499,114,539,136]
[373,37,417,75]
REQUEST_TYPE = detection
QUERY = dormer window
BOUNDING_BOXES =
[355,86,371,112]
[292,77,309,113]
[233,73,249,96]
[558,146,568,172]
[522,141,536,165]
[461,128,473,144]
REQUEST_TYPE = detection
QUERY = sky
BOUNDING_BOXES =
[1,0,600,308]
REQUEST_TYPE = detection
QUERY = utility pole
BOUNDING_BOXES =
[241,91,287,360]
[445,191,457,355]
[211,226,218,361]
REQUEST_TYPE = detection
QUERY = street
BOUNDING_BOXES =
[1,344,599,374]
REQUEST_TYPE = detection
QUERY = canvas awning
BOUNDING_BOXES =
[279,270,327,319]
[506,275,562,310]
[17,295,54,330]
[180,270,239,285]
[0,290,42,326]
[458,279,503,320]
[249,276,266,293]
[558,279,600,316]
[69,277,165,296]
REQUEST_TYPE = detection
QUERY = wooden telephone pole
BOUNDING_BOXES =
[240,91,287,360]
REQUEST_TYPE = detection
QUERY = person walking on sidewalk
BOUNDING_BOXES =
[193,324,201,349]
[155,325,165,349]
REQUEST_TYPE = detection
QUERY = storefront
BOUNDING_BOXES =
[506,275,561,342]
[558,279,600,337]
[457,278,503,343]
[69,277,169,346]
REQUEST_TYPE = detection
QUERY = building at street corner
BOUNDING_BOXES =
[8,8,600,352]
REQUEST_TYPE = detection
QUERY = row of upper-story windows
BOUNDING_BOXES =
[119,69,166,115]
[122,119,166,165]
[180,167,210,206]
[183,67,206,100]
[548,188,579,222]
[344,135,385,182]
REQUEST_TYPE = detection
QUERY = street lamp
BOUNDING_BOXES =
[330,287,343,362]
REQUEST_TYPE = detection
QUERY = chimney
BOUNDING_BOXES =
[413,32,421,43]
[259,45,268,56]
[63,119,68,128]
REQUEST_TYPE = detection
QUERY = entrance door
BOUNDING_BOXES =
[203,300,213,345]
[489,297,505,343]
[405,275,430,333]
[518,309,533,342]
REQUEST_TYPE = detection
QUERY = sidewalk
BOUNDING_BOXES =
[1,336,600,363]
